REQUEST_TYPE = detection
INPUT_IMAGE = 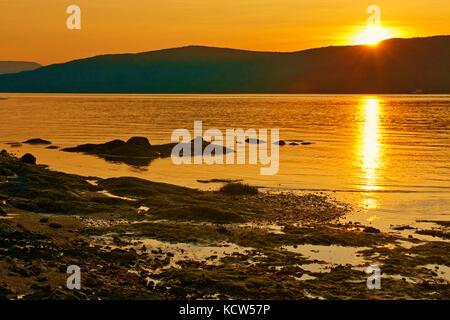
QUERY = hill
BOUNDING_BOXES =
[0,61,41,75]
[0,36,448,93]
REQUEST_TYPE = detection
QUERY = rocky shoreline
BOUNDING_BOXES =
[0,150,449,300]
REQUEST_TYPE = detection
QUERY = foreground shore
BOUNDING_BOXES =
[0,150,449,299]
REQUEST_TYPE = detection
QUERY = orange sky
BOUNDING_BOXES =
[1,0,449,65]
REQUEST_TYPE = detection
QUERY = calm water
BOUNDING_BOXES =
[0,94,449,228]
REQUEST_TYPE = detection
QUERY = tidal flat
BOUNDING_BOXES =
[0,150,448,300]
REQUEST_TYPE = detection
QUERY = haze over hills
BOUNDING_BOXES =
[0,61,41,75]
[0,36,448,93]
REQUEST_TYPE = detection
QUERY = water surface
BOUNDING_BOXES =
[1,94,449,228]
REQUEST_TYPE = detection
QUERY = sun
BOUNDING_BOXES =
[353,25,392,46]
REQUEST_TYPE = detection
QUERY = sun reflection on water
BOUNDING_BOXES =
[357,98,384,207]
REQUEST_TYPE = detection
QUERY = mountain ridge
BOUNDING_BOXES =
[0,35,449,93]
[0,61,41,75]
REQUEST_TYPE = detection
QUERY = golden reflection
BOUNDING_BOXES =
[357,98,384,197]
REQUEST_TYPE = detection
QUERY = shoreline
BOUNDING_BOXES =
[2,140,448,233]
[0,150,449,299]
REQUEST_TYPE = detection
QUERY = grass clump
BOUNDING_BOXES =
[219,182,258,195]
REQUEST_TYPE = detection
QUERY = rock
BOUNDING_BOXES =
[289,142,299,145]
[85,276,102,288]
[301,141,314,145]
[23,138,51,145]
[113,237,122,245]
[126,137,152,148]
[0,207,6,217]
[63,136,231,166]
[39,218,49,223]
[154,284,166,293]
[392,225,415,231]
[15,267,29,276]
[31,284,51,292]
[274,140,286,146]
[0,285,11,299]
[6,142,22,147]
[20,153,36,164]
[245,138,265,144]
[45,146,59,149]
[169,286,186,298]
[58,265,66,273]
[363,226,380,233]
[48,222,62,229]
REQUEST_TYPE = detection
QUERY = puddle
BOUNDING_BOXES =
[300,263,331,273]
[0,213,19,220]
[137,238,253,269]
[93,234,254,272]
[422,264,450,282]
[401,229,448,242]
[97,190,137,201]
[303,290,325,300]
[395,239,423,249]
[281,244,368,266]
[87,179,137,201]
[295,273,317,281]
[238,222,285,234]
[138,206,150,214]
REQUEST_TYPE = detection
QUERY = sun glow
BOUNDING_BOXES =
[353,25,392,45]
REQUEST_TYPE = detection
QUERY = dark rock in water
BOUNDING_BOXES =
[45,146,59,149]
[0,207,6,216]
[197,178,243,184]
[21,153,36,164]
[62,137,157,165]
[49,222,62,229]
[301,141,314,145]
[126,137,152,148]
[6,142,22,147]
[63,136,232,167]
[23,138,51,145]
[39,218,49,223]
[392,225,415,231]
[363,226,380,233]
[289,142,299,146]
[245,138,265,144]
[274,140,286,146]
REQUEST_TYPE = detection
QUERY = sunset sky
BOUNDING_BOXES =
[1,0,449,65]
